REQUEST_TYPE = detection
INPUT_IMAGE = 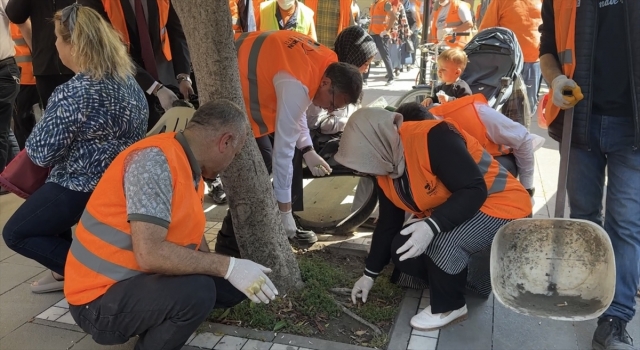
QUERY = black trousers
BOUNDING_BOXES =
[371,34,394,79]
[0,62,20,170]
[34,74,74,108]
[11,84,40,149]
[390,233,468,314]
[216,135,304,257]
[69,274,245,350]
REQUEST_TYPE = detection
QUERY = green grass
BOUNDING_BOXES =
[209,250,404,347]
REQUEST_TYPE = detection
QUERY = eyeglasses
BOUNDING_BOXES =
[61,3,81,34]
[328,88,347,112]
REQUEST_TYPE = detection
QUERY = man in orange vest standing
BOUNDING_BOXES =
[81,0,195,130]
[368,0,396,85]
[429,0,473,49]
[9,23,39,150]
[64,100,278,350]
[479,0,542,120]
[215,31,363,254]
[540,1,640,349]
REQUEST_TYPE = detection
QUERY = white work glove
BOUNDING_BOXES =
[279,209,297,239]
[551,75,582,110]
[224,257,279,304]
[396,220,435,261]
[351,275,375,304]
[156,86,178,111]
[303,150,332,177]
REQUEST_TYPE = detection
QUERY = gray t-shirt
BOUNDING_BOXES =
[123,147,174,229]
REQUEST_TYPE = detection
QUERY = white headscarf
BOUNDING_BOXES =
[334,107,406,178]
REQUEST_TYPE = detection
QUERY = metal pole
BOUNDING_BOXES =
[421,0,432,44]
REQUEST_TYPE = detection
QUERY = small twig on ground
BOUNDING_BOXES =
[331,299,382,335]
[329,288,352,296]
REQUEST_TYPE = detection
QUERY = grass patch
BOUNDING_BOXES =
[210,249,404,348]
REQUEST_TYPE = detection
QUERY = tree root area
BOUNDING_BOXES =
[209,248,404,348]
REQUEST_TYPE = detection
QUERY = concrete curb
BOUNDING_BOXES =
[386,291,421,350]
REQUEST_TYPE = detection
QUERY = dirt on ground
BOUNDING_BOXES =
[210,249,404,348]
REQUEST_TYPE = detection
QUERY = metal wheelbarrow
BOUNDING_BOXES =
[489,89,616,321]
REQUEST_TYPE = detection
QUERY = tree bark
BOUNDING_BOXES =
[173,0,303,292]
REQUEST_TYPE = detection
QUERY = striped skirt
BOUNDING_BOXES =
[393,211,512,296]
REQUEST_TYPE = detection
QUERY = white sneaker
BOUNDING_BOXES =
[410,305,468,331]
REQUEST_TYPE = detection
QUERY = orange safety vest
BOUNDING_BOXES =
[9,23,35,85]
[429,94,513,157]
[64,133,205,305]
[377,120,531,220]
[544,0,576,126]
[302,0,352,36]
[234,31,337,137]
[369,0,389,35]
[430,0,470,49]
[102,0,173,61]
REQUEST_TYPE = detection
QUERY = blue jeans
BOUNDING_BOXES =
[565,114,640,322]
[522,62,541,116]
[2,182,92,275]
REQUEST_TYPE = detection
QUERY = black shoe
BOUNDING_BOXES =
[207,178,227,204]
[592,317,636,350]
[291,228,318,244]
[386,78,395,86]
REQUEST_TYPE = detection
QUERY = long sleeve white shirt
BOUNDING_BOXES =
[433,102,541,189]
[272,72,313,203]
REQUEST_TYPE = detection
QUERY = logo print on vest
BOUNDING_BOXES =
[424,181,438,196]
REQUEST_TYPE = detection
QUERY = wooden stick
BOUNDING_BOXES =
[329,288,352,296]
[332,299,382,335]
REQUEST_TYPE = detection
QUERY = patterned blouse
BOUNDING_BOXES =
[26,73,149,193]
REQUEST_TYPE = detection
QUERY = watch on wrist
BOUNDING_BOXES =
[526,188,535,197]
[176,74,192,84]
[300,145,314,155]
[152,83,164,96]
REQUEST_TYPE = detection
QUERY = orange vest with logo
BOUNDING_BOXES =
[544,0,575,126]
[234,31,337,137]
[429,94,513,157]
[377,120,531,220]
[102,0,172,61]
[64,133,205,305]
[369,0,390,35]
[430,0,470,49]
[10,24,35,85]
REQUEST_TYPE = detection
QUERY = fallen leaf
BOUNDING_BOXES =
[355,330,367,336]
[273,320,287,332]
[315,320,325,333]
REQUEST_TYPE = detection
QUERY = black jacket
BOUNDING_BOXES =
[80,0,192,91]
[539,0,640,149]
[6,0,76,76]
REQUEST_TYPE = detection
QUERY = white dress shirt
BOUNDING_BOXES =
[0,0,16,60]
[272,72,314,203]
[434,102,543,189]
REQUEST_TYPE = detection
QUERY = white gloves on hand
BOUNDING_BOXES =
[396,220,435,261]
[225,257,279,304]
[551,75,582,110]
[156,86,178,111]
[303,150,332,177]
[351,275,375,304]
[279,209,297,239]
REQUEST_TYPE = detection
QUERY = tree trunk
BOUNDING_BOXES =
[173,0,303,292]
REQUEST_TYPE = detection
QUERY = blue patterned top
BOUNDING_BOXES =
[26,73,149,192]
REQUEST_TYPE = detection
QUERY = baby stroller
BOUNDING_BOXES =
[461,27,530,127]
[396,27,530,127]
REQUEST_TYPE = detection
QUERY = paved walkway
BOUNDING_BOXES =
[1,65,638,350]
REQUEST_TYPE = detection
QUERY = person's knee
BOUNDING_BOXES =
[390,233,411,268]
[181,275,217,317]
[2,215,23,249]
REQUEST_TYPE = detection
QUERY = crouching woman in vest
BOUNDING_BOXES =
[335,108,531,331]
[2,4,148,294]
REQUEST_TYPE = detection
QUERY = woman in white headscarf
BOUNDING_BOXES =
[334,108,531,331]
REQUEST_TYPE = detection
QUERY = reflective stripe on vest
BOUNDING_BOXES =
[14,56,32,63]
[102,0,172,61]
[545,0,576,126]
[369,0,388,34]
[246,32,270,135]
[476,150,508,194]
[13,38,26,46]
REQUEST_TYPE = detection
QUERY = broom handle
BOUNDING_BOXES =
[554,107,574,218]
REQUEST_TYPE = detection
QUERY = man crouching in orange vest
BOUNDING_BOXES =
[64,100,278,350]
[215,31,363,250]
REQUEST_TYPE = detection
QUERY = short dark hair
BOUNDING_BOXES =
[395,102,435,122]
[187,99,248,145]
[324,62,363,105]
